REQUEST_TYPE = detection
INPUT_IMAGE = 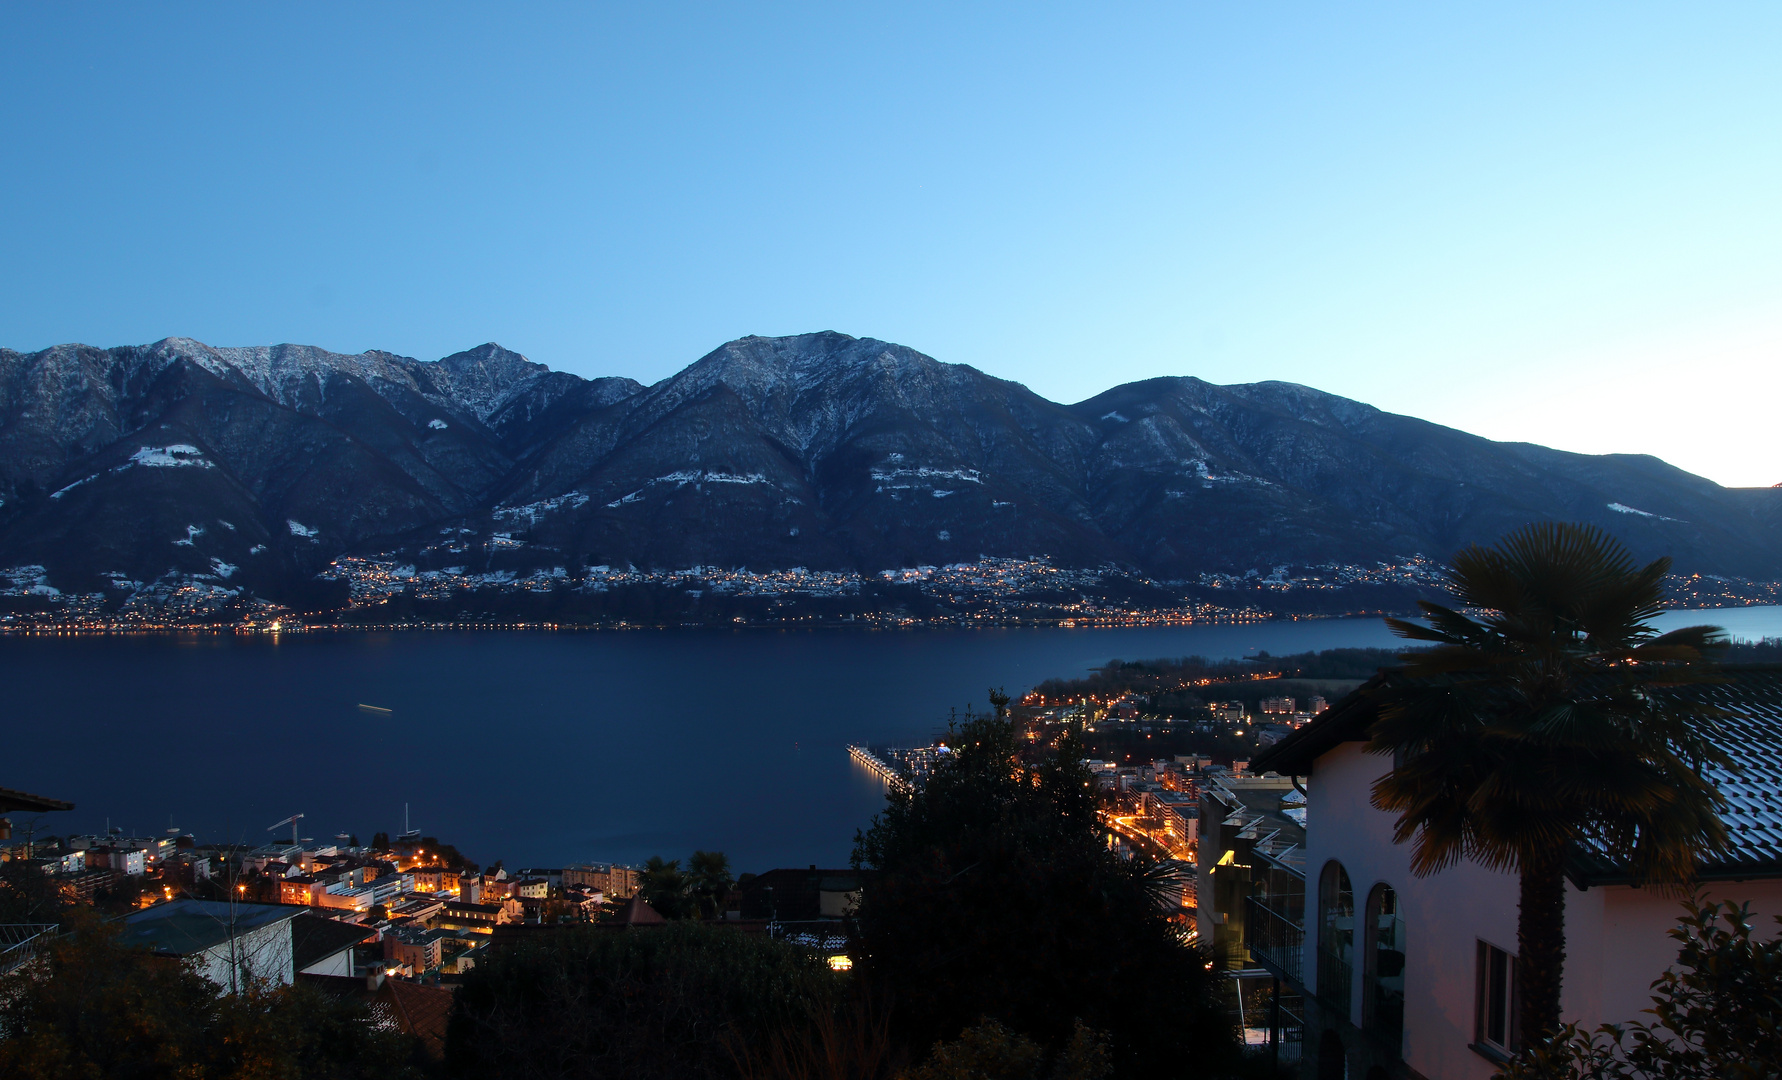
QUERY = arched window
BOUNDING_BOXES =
[1363,882,1406,1052]
[1317,861,1354,1016]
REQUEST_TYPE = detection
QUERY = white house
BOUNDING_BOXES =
[121,899,300,991]
[1248,666,1782,1080]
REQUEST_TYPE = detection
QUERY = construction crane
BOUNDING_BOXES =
[267,813,306,848]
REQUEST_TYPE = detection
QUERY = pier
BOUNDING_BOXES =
[848,744,912,794]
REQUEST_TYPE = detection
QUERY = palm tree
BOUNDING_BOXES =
[1367,522,1733,1047]
[640,856,691,919]
[687,850,734,919]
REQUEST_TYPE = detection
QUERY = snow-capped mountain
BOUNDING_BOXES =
[1,330,1777,608]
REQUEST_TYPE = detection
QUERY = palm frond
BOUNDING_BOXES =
[1365,521,1732,891]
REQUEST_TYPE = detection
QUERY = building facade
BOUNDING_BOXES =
[1251,667,1782,1080]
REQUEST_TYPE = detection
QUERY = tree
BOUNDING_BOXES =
[851,691,1238,1075]
[447,921,850,1079]
[1368,523,1732,1046]
[0,856,70,926]
[640,855,694,919]
[688,850,735,919]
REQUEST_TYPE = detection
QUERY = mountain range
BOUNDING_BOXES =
[2,331,1777,610]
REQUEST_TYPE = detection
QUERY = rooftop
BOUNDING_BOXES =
[122,900,299,956]
[291,913,375,971]
[1252,664,1782,883]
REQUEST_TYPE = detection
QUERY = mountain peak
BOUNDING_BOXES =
[4,330,1777,612]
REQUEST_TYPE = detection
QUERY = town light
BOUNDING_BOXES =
[827,955,853,972]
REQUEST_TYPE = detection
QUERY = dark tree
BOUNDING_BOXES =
[446,921,849,1079]
[851,691,1238,1075]
[688,850,735,919]
[640,855,694,920]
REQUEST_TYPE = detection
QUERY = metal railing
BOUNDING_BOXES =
[0,923,58,975]
[1243,896,1304,986]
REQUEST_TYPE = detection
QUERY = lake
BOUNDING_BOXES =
[4,606,1776,874]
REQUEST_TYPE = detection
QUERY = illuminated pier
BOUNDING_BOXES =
[848,744,912,794]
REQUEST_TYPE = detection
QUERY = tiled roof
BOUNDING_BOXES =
[1637,669,1782,880]
[297,974,456,1060]
[383,979,455,1059]
[1251,664,1782,881]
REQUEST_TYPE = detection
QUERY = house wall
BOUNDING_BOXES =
[197,920,294,990]
[1567,877,1782,1028]
[1306,741,1513,1080]
[299,946,356,978]
[1305,740,1782,1080]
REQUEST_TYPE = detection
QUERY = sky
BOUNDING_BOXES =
[2,4,1779,486]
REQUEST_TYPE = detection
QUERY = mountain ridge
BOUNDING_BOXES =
[1,331,1776,613]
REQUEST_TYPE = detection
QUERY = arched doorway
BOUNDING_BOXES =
[1317,861,1354,1016]
[1317,1028,1345,1080]
[1363,881,1405,1053]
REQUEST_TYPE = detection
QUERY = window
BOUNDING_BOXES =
[1363,883,1405,1051]
[1475,940,1518,1055]
[1317,861,1353,1016]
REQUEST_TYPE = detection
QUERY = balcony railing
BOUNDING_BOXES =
[0,924,58,975]
[1243,896,1304,986]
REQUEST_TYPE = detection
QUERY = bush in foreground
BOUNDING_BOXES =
[446,920,867,1080]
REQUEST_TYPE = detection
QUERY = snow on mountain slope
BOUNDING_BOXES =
[1,331,1779,609]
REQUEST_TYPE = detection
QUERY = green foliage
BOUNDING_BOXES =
[852,691,1237,1076]
[1368,522,1731,1042]
[446,920,847,1079]
[1496,899,1782,1080]
[900,1019,1112,1080]
[0,914,418,1079]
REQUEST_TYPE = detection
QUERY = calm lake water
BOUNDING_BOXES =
[5,607,1776,874]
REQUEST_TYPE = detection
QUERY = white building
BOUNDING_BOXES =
[1248,667,1782,1080]
[121,899,301,991]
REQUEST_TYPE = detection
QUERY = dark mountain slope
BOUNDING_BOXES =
[499,334,1121,571]
[0,330,1776,608]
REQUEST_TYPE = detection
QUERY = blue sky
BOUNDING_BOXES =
[3,4,1778,485]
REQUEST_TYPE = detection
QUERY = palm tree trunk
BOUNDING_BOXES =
[1516,845,1567,1047]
